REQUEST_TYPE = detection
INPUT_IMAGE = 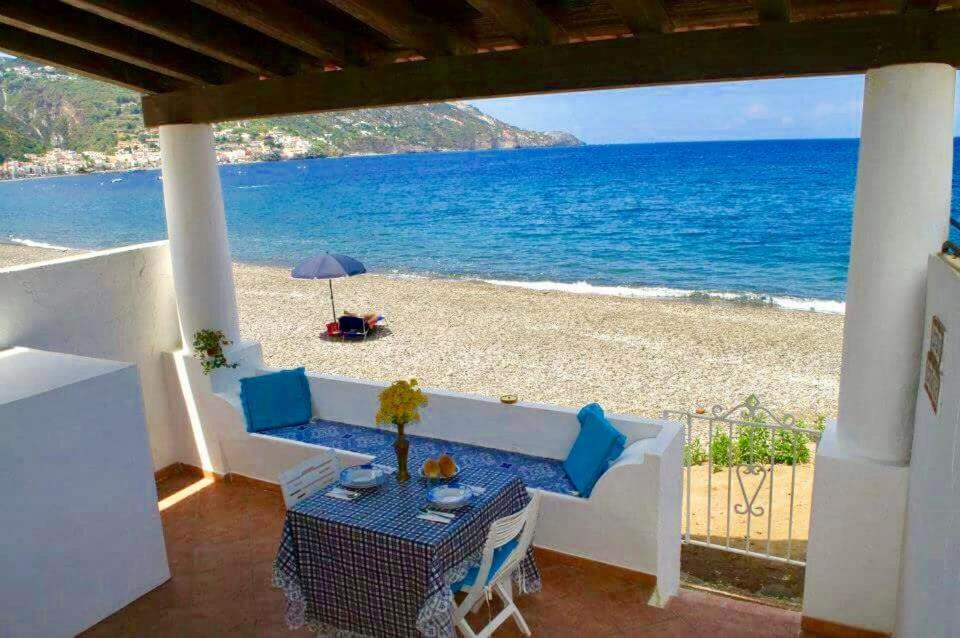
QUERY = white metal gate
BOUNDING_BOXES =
[664,395,821,566]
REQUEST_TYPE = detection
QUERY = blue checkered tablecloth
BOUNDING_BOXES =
[273,466,540,637]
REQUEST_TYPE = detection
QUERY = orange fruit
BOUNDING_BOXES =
[423,458,441,478]
[438,454,457,478]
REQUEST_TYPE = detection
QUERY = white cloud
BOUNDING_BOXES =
[813,100,862,119]
[743,103,770,118]
[812,102,836,117]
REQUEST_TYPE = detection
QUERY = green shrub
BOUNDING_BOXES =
[734,424,810,466]
[690,402,825,469]
[683,437,708,466]
[798,414,828,443]
[710,432,735,469]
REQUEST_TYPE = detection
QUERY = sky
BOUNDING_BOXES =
[469,73,960,145]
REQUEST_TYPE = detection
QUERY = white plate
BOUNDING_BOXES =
[340,465,385,489]
[427,485,474,510]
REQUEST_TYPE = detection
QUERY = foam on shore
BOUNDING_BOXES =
[3,236,74,251]
[481,278,845,315]
[2,238,845,314]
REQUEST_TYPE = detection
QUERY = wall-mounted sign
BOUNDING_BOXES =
[924,316,945,413]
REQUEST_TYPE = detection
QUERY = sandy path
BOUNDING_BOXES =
[682,462,814,562]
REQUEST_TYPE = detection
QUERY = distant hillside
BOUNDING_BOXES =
[0,59,581,162]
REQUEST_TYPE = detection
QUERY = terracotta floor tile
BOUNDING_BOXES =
[621,618,698,637]
[80,475,804,637]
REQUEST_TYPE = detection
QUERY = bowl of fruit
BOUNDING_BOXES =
[420,453,460,480]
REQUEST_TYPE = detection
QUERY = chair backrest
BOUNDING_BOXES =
[279,450,341,509]
[457,491,541,617]
[338,315,366,333]
[486,491,541,581]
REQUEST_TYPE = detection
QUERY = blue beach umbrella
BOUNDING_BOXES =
[291,252,367,322]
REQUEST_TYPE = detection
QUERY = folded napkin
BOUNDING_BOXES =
[326,487,361,501]
[417,512,453,524]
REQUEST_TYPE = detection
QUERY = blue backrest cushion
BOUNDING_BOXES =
[239,367,312,432]
[562,403,627,497]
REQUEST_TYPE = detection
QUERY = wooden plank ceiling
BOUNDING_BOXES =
[0,0,956,125]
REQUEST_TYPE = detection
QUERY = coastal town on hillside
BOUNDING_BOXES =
[0,130,313,180]
[0,62,578,182]
[0,62,311,179]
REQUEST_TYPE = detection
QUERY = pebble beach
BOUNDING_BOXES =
[1,244,844,421]
[234,263,843,421]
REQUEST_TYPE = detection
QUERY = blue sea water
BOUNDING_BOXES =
[2,139,959,312]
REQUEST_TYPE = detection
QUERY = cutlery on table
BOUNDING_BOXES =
[420,507,455,519]
[326,487,362,500]
[417,510,455,524]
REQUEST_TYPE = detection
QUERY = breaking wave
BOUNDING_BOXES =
[480,278,845,314]
[4,236,74,251]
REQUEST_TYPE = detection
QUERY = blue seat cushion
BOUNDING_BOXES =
[451,539,520,592]
[562,403,627,497]
[263,419,579,496]
[240,367,312,432]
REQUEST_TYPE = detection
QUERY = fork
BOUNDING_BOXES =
[420,506,456,519]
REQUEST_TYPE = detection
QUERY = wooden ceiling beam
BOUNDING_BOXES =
[901,0,940,11]
[0,0,246,85]
[190,0,379,67]
[0,24,187,94]
[606,0,673,34]
[755,0,792,22]
[465,0,567,46]
[60,0,313,77]
[324,0,475,57]
[142,11,960,127]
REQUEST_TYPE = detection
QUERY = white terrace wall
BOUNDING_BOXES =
[895,255,960,638]
[0,242,184,470]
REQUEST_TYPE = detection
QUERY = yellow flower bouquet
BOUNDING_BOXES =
[376,378,428,427]
[376,379,428,481]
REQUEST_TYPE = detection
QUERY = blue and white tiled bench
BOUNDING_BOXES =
[184,343,683,600]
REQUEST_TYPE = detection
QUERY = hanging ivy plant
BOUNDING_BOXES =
[192,329,239,375]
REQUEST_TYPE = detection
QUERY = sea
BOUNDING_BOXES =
[3,139,960,314]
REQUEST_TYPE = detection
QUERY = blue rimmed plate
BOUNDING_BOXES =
[339,465,385,490]
[426,485,474,510]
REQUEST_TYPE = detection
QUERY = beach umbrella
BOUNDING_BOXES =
[291,252,367,322]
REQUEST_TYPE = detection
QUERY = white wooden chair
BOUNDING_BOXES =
[452,491,542,638]
[278,450,341,509]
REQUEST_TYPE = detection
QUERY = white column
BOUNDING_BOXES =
[837,63,955,464]
[159,124,240,345]
[803,63,955,635]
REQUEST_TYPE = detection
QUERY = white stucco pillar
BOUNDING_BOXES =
[159,124,240,345]
[836,63,955,464]
[803,63,955,635]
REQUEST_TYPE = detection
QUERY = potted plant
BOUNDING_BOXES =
[376,379,429,482]
[192,329,239,375]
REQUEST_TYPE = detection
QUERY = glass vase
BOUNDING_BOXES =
[394,421,410,482]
